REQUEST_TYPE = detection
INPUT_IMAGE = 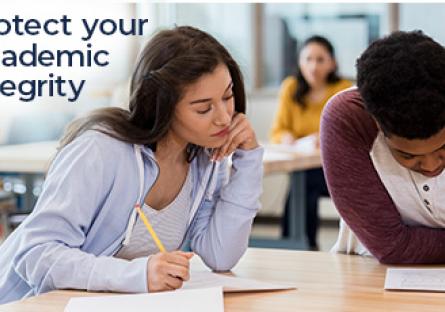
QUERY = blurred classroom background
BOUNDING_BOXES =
[0,3,443,250]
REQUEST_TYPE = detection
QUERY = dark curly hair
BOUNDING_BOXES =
[294,35,340,109]
[357,30,445,139]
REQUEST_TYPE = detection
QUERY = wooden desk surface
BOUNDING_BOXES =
[3,248,445,311]
[262,145,321,175]
[0,141,321,175]
[0,141,57,173]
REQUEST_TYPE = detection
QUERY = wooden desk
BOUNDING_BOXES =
[3,248,444,311]
[253,145,322,250]
[0,141,57,211]
[262,144,321,175]
[0,141,57,174]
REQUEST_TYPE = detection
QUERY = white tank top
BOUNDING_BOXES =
[113,144,219,259]
[115,166,193,260]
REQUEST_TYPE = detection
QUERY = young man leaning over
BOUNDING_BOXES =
[321,30,445,264]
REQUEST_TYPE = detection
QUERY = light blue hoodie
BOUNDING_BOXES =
[0,130,264,304]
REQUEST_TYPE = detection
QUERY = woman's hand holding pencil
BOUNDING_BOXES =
[147,251,194,292]
[134,205,194,292]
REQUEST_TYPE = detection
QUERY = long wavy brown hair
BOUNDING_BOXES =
[59,26,246,162]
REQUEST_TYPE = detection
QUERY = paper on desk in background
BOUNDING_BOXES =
[385,268,445,291]
[182,270,296,292]
[290,135,317,154]
[64,287,223,312]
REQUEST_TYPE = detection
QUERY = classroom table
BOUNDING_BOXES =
[0,141,57,174]
[0,141,58,211]
[251,144,322,250]
[2,248,444,312]
[0,141,321,249]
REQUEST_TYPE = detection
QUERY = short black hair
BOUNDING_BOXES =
[357,30,445,139]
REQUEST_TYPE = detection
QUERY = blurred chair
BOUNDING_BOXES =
[0,191,16,240]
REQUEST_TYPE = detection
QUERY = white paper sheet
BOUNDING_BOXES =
[291,135,317,154]
[385,268,445,291]
[64,287,223,312]
[182,270,296,293]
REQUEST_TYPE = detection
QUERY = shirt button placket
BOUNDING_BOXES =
[423,200,432,213]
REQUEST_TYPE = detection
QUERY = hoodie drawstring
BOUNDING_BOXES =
[122,145,145,246]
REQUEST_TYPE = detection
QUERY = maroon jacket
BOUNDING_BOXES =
[321,87,445,264]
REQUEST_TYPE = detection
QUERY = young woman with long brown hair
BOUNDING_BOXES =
[0,26,263,304]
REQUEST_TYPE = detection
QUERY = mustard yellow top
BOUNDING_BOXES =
[270,76,353,143]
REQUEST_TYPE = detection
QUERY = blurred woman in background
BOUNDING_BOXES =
[270,35,352,250]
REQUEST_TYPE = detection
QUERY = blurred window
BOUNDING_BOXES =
[138,3,254,89]
[400,4,445,44]
[262,3,389,87]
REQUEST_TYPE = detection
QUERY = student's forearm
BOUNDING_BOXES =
[191,203,257,271]
[190,147,263,270]
[14,242,148,294]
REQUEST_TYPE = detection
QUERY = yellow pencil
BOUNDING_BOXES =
[135,204,166,252]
